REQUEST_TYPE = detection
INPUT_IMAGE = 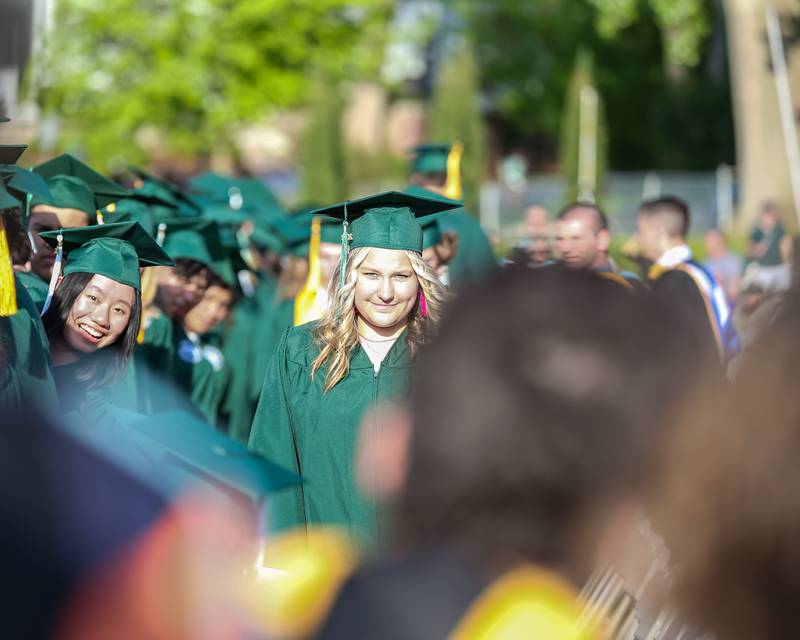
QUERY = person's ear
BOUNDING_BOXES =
[355,402,413,503]
[597,229,611,253]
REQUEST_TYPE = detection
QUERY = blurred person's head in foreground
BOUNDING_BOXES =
[396,266,694,584]
[636,196,690,263]
[0,405,255,639]
[652,292,800,640]
[182,270,237,336]
[555,202,611,271]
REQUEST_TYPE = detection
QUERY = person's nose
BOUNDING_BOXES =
[377,277,394,302]
[91,304,111,329]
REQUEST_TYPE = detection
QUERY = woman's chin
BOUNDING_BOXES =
[65,330,103,354]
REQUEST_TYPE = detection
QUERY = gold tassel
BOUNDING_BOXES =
[444,141,464,201]
[294,217,322,326]
[0,218,18,317]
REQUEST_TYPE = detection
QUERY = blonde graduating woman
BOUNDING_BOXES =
[249,191,458,546]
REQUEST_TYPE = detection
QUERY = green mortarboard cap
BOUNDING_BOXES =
[161,218,225,267]
[102,198,157,237]
[0,116,9,123]
[249,222,286,254]
[269,215,314,257]
[409,143,452,175]
[0,181,21,211]
[0,145,27,165]
[130,411,300,501]
[289,210,344,245]
[311,190,461,253]
[1,165,53,201]
[34,175,98,219]
[128,167,202,217]
[421,214,444,250]
[189,172,282,212]
[33,154,130,209]
[39,221,174,290]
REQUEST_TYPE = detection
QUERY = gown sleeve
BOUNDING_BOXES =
[249,328,306,533]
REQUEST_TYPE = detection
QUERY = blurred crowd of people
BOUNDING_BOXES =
[2,120,800,639]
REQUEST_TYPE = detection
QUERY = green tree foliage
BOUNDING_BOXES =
[428,41,484,212]
[442,0,733,171]
[559,50,609,203]
[589,0,710,69]
[35,0,391,169]
[299,77,349,203]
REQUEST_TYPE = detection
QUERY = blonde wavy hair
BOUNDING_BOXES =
[311,246,447,392]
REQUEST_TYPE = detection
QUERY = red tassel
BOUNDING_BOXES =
[419,290,428,318]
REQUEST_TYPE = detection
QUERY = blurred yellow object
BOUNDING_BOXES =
[452,566,601,640]
[241,527,357,639]
[620,235,641,259]
[294,217,322,326]
[0,220,18,317]
[444,142,464,201]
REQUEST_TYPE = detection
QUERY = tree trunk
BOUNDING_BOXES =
[724,0,800,231]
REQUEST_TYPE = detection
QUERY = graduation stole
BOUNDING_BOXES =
[595,270,634,292]
[649,260,736,359]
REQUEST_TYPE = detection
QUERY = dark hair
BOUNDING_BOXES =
[654,292,800,639]
[206,269,240,305]
[4,208,31,265]
[408,171,447,188]
[557,202,609,232]
[639,196,690,238]
[397,266,701,579]
[173,257,210,284]
[42,271,142,389]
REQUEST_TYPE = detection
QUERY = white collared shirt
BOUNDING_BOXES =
[657,244,692,267]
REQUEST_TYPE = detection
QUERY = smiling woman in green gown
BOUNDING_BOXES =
[38,222,173,419]
[248,191,458,547]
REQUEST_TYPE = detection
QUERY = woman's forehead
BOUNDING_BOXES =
[362,247,413,270]
[84,273,134,303]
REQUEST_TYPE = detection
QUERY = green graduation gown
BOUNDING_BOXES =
[186,331,231,429]
[14,270,49,314]
[135,310,194,414]
[0,274,59,411]
[248,322,412,547]
[439,209,497,291]
[222,276,278,443]
[403,185,496,291]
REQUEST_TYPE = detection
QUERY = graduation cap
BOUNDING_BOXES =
[0,180,21,211]
[408,143,464,200]
[128,167,203,217]
[409,143,452,175]
[189,173,282,212]
[39,221,174,292]
[31,154,131,219]
[0,145,27,165]
[101,187,180,235]
[310,190,461,254]
[1,165,53,202]
[129,411,300,503]
[249,222,286,254]
[160,218,226,269]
